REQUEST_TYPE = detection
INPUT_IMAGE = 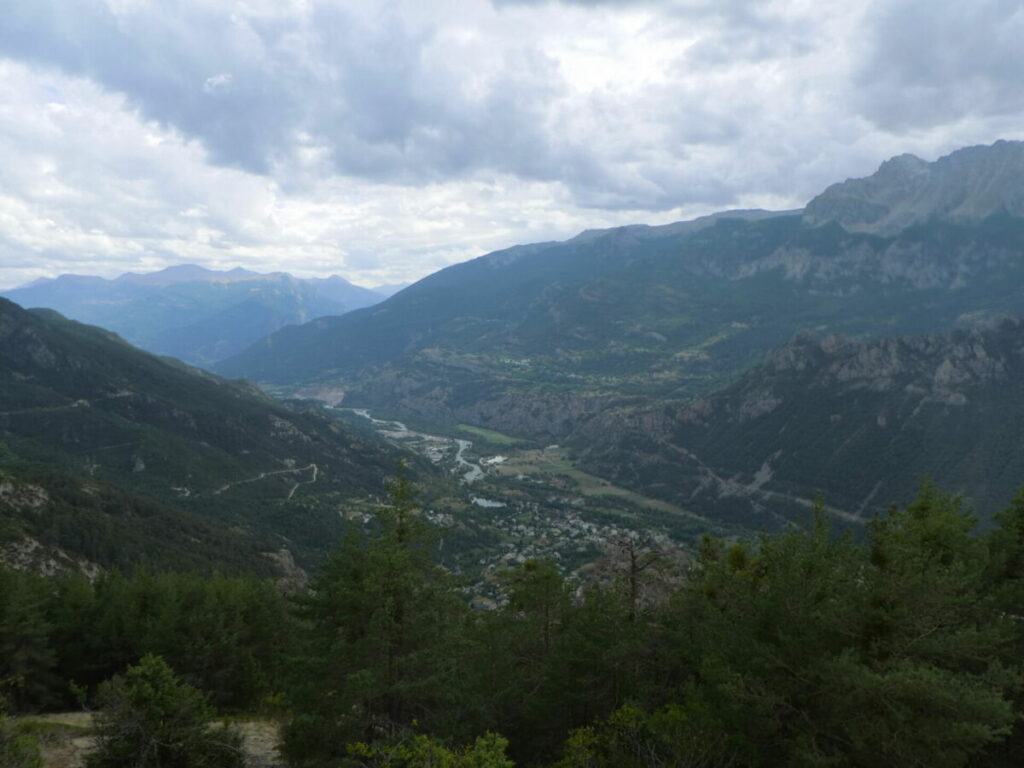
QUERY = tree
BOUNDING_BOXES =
[86,654,244,768]
[555,704,739,768]
[977,487,1024,766]
[346,732,514,768]
[284,464,469,765]
[0,569,57,712]
[665,488,1019,767]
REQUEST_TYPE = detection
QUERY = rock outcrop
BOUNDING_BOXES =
[804,140,1024,235]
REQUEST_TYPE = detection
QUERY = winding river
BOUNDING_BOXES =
[348,409,485,484]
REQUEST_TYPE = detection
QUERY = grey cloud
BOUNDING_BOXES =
[6,0,1020,232]
[491,0,655,5]
[492,0,769,29]
[1,0,301,173]
[0,1,578,189]
[855,0,1024,130]
[0,0,778,212]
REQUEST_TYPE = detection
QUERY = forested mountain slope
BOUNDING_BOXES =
[0,298,402,572]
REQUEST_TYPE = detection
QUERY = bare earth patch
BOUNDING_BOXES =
[18,713,283,768]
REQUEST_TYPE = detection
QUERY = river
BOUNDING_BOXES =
[348,409,484,484]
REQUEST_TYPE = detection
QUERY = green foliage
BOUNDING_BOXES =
[0,570,57,712]
[7,477,1024,768]
[0,694,42,768]
[665,492,1018,767]
[86,654,245,768]
[555,704,739,768]
[981,488,1024,765]
[346,732,514,768]
[284,464,469,765]
[0,564,292,714]
[60,570,293,711]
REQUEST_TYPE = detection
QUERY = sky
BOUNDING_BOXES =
[1,0,1022,290]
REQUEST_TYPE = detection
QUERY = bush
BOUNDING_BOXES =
[0,693,42,768]
[86,654,244,768]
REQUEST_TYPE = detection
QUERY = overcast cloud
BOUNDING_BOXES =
[0,0,1022,288]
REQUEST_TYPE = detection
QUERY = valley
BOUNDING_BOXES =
[333,407,717,591]
[8,141,1024,580]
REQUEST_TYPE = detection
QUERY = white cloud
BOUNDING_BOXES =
[203,73,233,93]
[0,0,1022,289]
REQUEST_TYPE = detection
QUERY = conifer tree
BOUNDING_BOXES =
[285,463,468,766]
[0,570,57,712]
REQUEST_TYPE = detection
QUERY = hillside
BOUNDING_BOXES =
[0,298,404,572]
[0,266,384,368]
[575,317,1024,529]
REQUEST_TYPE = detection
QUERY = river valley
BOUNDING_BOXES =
[335,407,720,597]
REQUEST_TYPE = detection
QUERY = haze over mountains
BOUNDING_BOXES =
[0,265,387,368]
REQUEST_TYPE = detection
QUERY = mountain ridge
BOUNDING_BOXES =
[804,140,1024,235]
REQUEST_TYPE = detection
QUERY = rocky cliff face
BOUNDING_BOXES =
[757,319,1011,399]
[803,140,1024,235]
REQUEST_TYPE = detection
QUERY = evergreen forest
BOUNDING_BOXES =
[6,473,1024,767]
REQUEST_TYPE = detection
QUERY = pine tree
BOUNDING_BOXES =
[284,464,468,766]
[0,569,57,712]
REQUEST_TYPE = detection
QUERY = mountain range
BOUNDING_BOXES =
[217,140,1024,527]
[5,139,1024,568]
[0,265,387,368]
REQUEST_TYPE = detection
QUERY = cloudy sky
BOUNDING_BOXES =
[1,0,1022,289]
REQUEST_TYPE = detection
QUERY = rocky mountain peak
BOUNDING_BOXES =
[803,140,1024,236]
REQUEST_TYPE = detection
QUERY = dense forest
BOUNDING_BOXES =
[5,473,1024,767]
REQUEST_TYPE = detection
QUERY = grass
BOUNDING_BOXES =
[456,424,529,447]
[492,446,709,522]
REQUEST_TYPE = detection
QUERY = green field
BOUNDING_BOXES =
[456,423,529,446]
[493,446,707,522]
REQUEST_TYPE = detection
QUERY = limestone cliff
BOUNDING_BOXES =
[804,140,1024,235]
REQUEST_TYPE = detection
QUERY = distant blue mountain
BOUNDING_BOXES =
[0,265,385,368]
